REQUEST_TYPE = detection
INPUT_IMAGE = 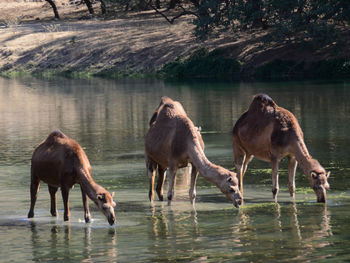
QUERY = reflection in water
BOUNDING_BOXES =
[228,203,333,261]
[29,221,117,262]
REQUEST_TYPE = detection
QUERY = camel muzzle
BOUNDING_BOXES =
[233,197,242,208]
[108,214,116,226]
[314,186,327,203]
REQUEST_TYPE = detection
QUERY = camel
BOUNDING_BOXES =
[145,96,242,207]
[28,130,116,225]
[232,94,330,203]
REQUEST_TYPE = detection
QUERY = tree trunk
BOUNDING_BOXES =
[83,0,94,14]
[100,0,106,14]
[45,0,60,19]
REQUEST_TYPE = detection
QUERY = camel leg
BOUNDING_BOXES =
[61,186,70,221]
[48,185,58,217]
[189,164,198,205]
[271,157,280,201]
[156,166,166,201]
[81,189,91,223]
[167,165,177,205]
[147,160,157,202]
[288,156,297,198]
[242,155,253,176]
[233,148,246,194]
[28,174,40,218]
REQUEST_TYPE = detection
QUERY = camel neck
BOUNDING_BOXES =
[78,169,99,202]
[291,135,312,174]
[188,140,223,187]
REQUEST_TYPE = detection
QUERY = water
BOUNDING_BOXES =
[0,76,349,262]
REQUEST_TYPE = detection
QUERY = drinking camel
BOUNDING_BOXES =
[232,94,330,202]
[145,96,242,207]
[28,130,116,225]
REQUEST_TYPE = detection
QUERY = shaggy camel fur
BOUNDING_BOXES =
[145,96,242,207]
[233,94,330,202]
[28,130,116,225]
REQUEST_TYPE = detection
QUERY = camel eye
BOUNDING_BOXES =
[229,188,235,193]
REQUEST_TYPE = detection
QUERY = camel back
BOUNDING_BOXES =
[248,94,277,113]
[149,96,187,126]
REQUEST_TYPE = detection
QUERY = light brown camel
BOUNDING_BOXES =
[145,96,242,207]
[232,94,330,203]
[28,130,116,225]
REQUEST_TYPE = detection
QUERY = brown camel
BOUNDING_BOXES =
[28,130,116,225]
[145,96,242,207]
[232,94,330,203]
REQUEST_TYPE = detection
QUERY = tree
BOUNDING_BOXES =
[45,0,60,19]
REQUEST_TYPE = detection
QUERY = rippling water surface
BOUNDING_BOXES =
[0,77,349,262]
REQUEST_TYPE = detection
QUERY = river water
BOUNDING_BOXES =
[0,76,349,262]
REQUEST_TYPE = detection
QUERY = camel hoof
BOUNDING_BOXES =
[85,217,91,223]
[51,210,58,217]
[149,192,154,202]
[28,211,34,218]
[159,195,164,201]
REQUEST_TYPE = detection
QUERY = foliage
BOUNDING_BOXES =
[160,47,241,80]
[193,0,350,44]
[254,58,350,80]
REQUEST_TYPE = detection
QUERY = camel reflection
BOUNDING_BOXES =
[30,221,117,262]
[149,202,201,259]
[230,202,332,261]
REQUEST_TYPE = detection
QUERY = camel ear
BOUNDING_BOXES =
[198,126,202,132]
[97,194,105,200]
[311,171,318,179]
[111,192,115,198]
[227,177,233,182]
[326,171,330,178]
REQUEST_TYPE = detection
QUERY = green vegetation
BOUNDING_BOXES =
[255,58,350,80]
[160,47,241,80]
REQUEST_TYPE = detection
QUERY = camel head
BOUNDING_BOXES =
[220,172,242,208]
[307,159,330,203]
[95,190,116,225]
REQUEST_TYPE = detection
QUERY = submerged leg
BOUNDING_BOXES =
[81,188,91,223]
[156,166,166,201]
[48,185,58,217]
[271,157,280,201]
[167,165,178,205]
[147,160,157,202]
[28,174,40,218]
[288,156,297,198]
[234,152,245,194]
[189,164,198,205]
[61,186,70,221]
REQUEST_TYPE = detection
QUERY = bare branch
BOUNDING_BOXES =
[144,0,198,25]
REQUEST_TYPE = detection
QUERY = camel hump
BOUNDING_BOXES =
[45,130,68,145]
[160,96,173,105]
[249,93,277,111]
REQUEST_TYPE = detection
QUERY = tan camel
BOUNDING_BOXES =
[145,96,242,207]
[232,94,330,203]
[28,130,116,225]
